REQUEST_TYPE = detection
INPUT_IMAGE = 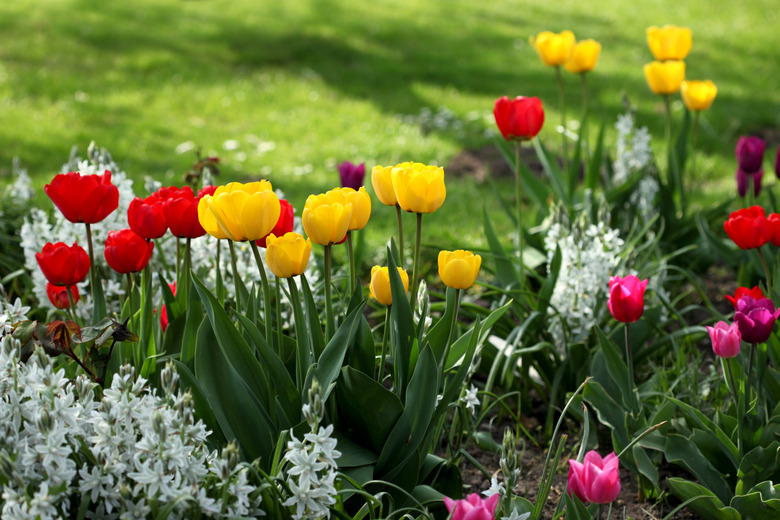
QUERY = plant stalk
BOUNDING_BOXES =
[324,245,334,339]
[378,306,390,382]
[555,65,568,170]
[515,141,525,290]
[625,324,634,389]
[227,240,241,315]
[250,241,274,344]
[65,285,79,325]
[395,205,405,268]
[409,212,423,314]
[346,231,355,296]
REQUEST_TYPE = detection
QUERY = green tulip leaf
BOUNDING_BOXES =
[300,273,326,359]
[731,480,780,518]
[564,492,595,520]
[585,119,607,191]
[171,358,226,449]
[736,443,780,495]
[667,397,738,464]
[665,433,732,504]
[667,478,739,520]
[387,249,414,399]
[532,138,568,203]
[482,207,519,290]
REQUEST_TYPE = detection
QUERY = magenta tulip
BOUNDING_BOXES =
[608,275,648,323]
[734,296,780,344]
[736,136,766,174]
[443,493,499,520]
[775,147,780,180]
[338,160,366,190]
[706,321,742,358]
[568,451,621,504]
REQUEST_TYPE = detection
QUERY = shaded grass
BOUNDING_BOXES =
[0,0,778,259]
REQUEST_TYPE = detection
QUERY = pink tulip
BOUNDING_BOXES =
[443,493,499,520]
[706,321,742,358]
[608,275,648,323]
[567,451,621,504]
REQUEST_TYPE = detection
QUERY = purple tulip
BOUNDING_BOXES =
[736,136,766,174]
[737,168,763,198]
[338,160,366,190]
[775,147,780,180]
[706,321,742,358]
[734,296,780,344]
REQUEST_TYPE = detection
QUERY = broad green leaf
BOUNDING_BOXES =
[532,138,568,203]
[301,273,326,359]
[736,442,780,495]
[583,381,630,449]
[172,359,226,448]
[387,250,414,398]
[483,206,518,289]
[585,120,607,190]
[667,478,740,520]
[731,480,780,518]
[665,433,732,503]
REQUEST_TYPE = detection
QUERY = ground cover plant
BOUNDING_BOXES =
[2,3,780,520]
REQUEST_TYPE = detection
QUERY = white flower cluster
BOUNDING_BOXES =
[629,176,660,222]
[612,112,652,186]
[0,337,265,519]
[0,295,30,335]
[544,218,625,348]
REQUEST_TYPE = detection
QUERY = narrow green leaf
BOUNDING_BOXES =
[387,249,414,398]
[312,300,367,401]
[585,120,607,190]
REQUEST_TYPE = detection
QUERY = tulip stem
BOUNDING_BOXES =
[125,273,134,320]
[395,205,405,269]
[758,247,772,296]
[84,222,103,323]
[346,231,356,297]
[724,357,739,406]
[690,110,700,182]
[227,240,241,315]
[515,141,525,290]
[324,245,335,339]
[580,72,589,117]
[175,237,181,281]
[625,324,634,389]
[597,504,604,520]
[409,213,423,314]
[275,277,283,356]
[215,239,223,301]
[664,94,686,218]
[250,241,274,345]
[378,306,390,382]
[445,288,462,358]
[184,238,192,307]
[748,342,757,405]
[65,285,79,325]
[555,65,568,171]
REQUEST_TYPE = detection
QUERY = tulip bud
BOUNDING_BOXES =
[736,136,766,174]
[371,165,398,207]
[438,249,482,290]
[44,170,119,224]
[302,190,353,246]
[128,195,168,240]
[493,96,545,142]
[104,229,155,274]
[46,282,79,309]
[265,232,312,278]
[567,451,621,504]
[341,187,372,231]
[736,168,763,198]
[36,242,91,287]
[775,147,780,180]
[724,206,772,250]
[706,321,742,358]
[681,80,717,111]
[369,265,409,306]
[725,286,764,308]
[443,493,500,520]
[338,160,366,190]
[607,275,648,323]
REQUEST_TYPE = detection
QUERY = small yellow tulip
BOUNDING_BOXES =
[681,80,717,111]
[564,39,602,74]
[340,186,372,231]
[643,60,685,95]
[369,265,409,306]
[371,165,398,206]
[302,189,353,246]
[265,232,312,278]
[197,181,280,241]
[391,163,446,214]
[646,25,692,61]
[438,250,482,290]
[530,30,576,67]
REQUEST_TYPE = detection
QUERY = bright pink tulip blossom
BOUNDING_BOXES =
[567,451,621,504]
[608,275,648,323]
[443,493,499,520]
[706,321,742,358]
[734,296,780,344]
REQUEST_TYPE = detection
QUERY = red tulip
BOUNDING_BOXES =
[724,206,773,250]
[46,282,79,309]
[725,286,764,308]
[163,188,207,239]
[256,199,295,248]
[104,229,155,274]
[608,275,648,323]
[493,96,545,141]
[44,170,119,224]
[128,195,168,240]
[160,282,176,332]
[198,185,219,198]
[36,242,91,287]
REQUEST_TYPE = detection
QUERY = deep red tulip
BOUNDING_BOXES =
[163,188,207,239]
[725,286,764,308]
[493,96,545,141]
[724,206,773,250]
[104,229,155,274]
[198,185,219,198]
[338,161,366,190]
[155,185,192,201]
[44,170,119,224]
[608,275,648,323]
[257,199,295,248]
[36,242,90,287]
[128,195,168,240]
[46,282,79,309]
[736,136,766,174]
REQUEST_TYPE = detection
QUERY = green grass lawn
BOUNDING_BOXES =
[0,0,778,260]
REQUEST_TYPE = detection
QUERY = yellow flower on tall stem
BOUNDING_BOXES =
[438,249,482,356]
[340,187,372,295]
[681,79,717,184]
[370,265,409,381]
[564,39,602,114]
[391,163,446,313]
[372,164,405,267]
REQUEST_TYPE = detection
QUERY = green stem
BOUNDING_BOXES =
[215,239,224,301]
[379,306,390,382]
[445,289,462,356]
[625,324,634,389]
[748,342,757,405]
[324,245,334,339]
[126,273,133,320]
[287,276,308,389]
[691,110,700,181]
[758,247,772,296]
[724,357,739,406]
[664,94,686,217]
[249,241,274,344]
[275,277,283,355]
[580,72,589,116]
[176,237,181,282]
[515,141,525,289]
[346,231,355,296]
[555,65,568,170]
[227,240,241,315]
[409,213,423,314]
[65,285,79,325]
[184,238,191,306]
[85,222,102,322]
[395,205,405,268]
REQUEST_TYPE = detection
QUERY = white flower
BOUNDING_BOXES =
[462,384,480,415]
[482,475,505,497]
[502,509,531,520]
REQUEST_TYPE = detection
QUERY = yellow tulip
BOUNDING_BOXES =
[369,265,409,306]
[438,250,482,290]
[197,181,280,241]
[643,60,685,95]
[646,25,692,61]
[302,189,353,246]
[391,162,446,214]
[340,186,372,231]
[265,232,312,278]
[564,39,602,74]
[530,30,575,67]
[371,165,398,206]
[681,80,717,111]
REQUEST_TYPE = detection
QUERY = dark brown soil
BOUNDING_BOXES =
[446,146,543,182]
